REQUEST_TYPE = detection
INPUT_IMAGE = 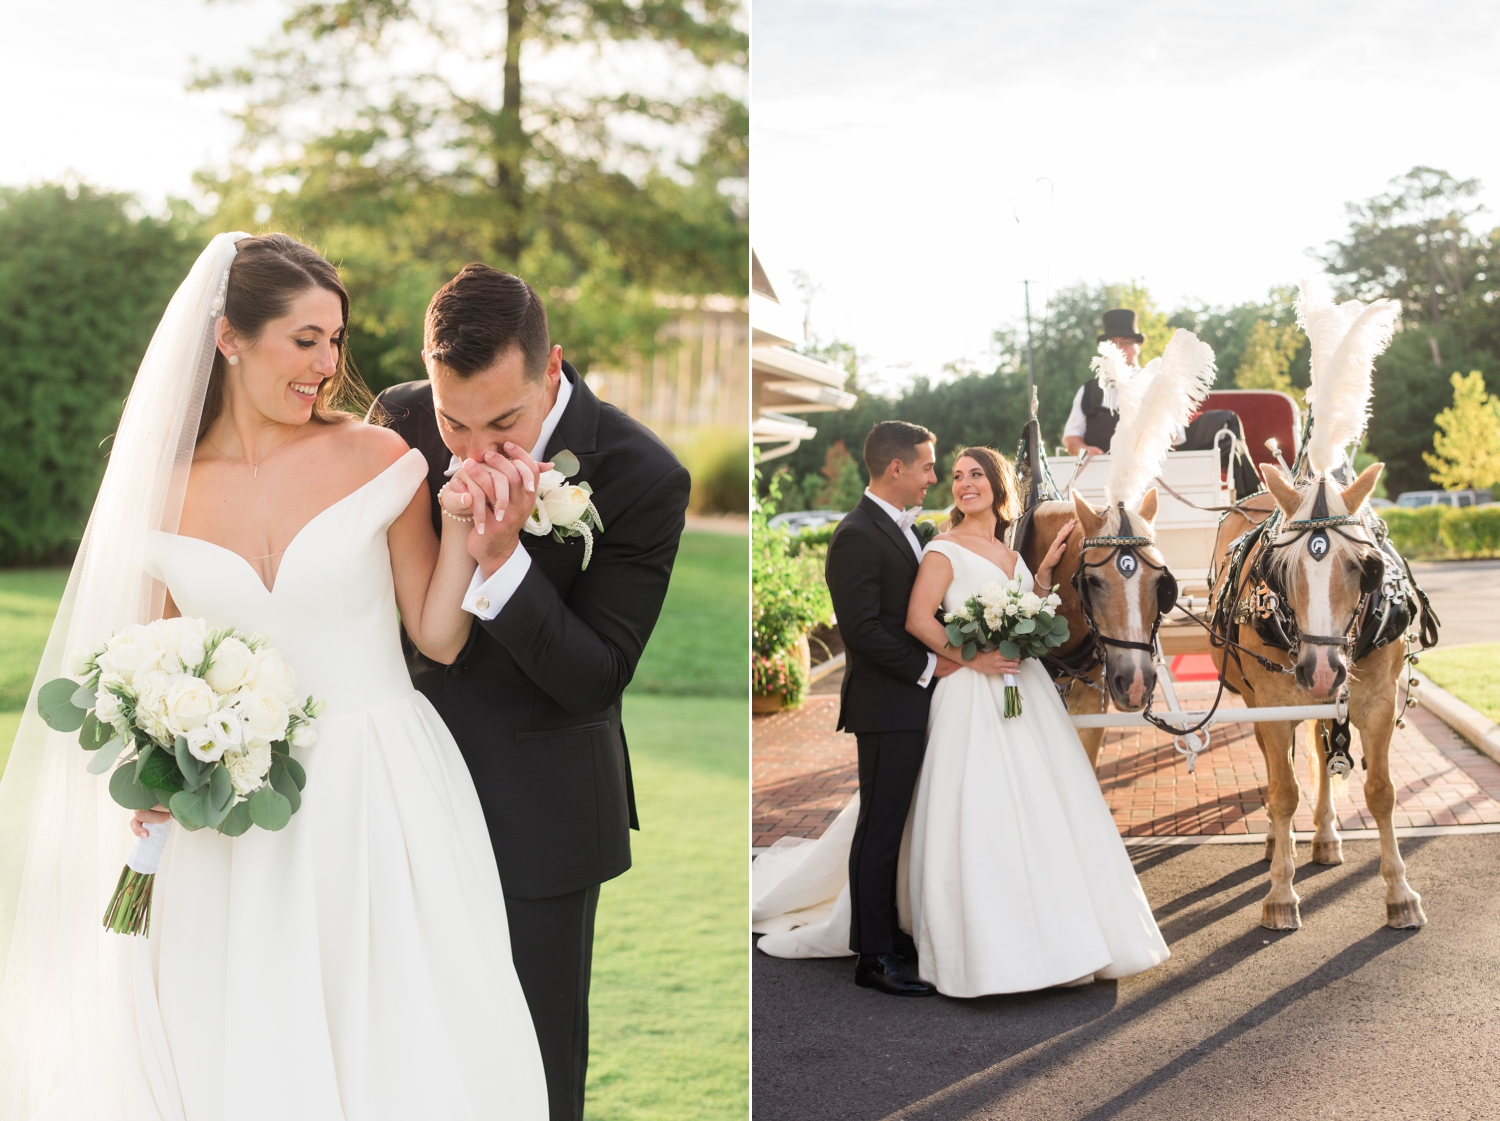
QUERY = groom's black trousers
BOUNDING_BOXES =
[848,730,926,955]
[505,885,601,1121]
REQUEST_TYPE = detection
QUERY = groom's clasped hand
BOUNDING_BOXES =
[442,442,553,569]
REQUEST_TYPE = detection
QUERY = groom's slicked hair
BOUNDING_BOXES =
[863,420,935,480]
[424,264,551,381]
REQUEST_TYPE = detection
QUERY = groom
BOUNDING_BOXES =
[375,265,690,1120]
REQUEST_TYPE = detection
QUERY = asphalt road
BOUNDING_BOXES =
[1409,559,1500,649]
[753,834,1500,1120]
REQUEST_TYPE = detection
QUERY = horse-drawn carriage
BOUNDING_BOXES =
[1012,306,1439,932]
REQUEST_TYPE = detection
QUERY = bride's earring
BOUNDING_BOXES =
[227,355,239,366]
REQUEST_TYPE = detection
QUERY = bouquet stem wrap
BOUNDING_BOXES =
[1003,673,1022,718]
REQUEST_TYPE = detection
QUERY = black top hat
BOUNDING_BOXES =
[1098,308,1145,344]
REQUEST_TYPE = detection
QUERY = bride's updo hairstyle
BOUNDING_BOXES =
[197,232,372,439]
[948,446,1020,539]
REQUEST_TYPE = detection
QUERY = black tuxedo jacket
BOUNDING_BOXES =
[376,363,690,899]
[825,495,936,735]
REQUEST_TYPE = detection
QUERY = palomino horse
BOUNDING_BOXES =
[1209,461,1426,931]
[1019,489,1179,767]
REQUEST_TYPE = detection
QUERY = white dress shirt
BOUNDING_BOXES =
[863,488,938,687]
[456,371,574,620]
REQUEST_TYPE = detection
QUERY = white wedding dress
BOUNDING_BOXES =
[77,448,546,1120]
[754,540,1169,998]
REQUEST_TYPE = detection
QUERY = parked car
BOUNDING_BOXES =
[767,509,846,533]
[1369,497,1394,509]
[1394,489,1493,509]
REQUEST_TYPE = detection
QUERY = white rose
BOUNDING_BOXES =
[1004,604,1019,617]
[536,469,568,494]
[98,625,162,685]
[205,637,257,694]
[184,723,225,763]
[247,649,298,704]
[150,616,206,655]
[163,675,218,737]
[541,485,591,528]
[1019,592,1044,616]
[94,688,123,725]
[289,723,317,750]
[239,688,290,744]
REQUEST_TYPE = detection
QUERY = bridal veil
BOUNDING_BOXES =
[0,233,246,1115]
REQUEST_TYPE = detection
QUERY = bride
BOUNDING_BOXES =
[754,447,1168,998]
[0,233,547,1117]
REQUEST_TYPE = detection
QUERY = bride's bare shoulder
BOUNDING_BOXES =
[318,416,412,479]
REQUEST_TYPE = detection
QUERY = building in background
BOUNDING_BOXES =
[751,249,855,460]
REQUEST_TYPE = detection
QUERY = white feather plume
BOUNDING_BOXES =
[1106,329,1217,506]
[1090,341,1134,412]
[1296,277,1399,475]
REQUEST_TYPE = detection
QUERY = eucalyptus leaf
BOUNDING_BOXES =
[108,764,161,811]
[270,762,302,814]
[134,740,156,781]
[283,755,307,792]
[1014,618,1035,635]
[961,641,977,661]
[78,711,111,751]
[169,789,206,831]
[944,623,964,647]
[37,678,87,732]
[70,684,97,711]
[248,785,292,831]
[209,765,234,815]
[999,640,1021,659]
[550,449,580,476]
[219,800,252,837]
[138,746,186,796]
[174,736,207,791]
[85,737,128,775]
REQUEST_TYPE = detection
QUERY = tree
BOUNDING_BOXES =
[1235,319,1305,407]
[1424,371,1500,490]
[810,440,865,510]
[195,0,748,390]
[0,186,203,564]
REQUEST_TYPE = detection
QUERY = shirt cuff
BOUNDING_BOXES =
[461,546,532,620]
[917,651,937,688]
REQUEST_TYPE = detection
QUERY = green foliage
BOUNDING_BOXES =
[1235,318,1306,407]
[0,568,63,711]
[808,440,865,510]
[752,472,832,664]
[628,531,747,698]
[1381,506,1500,559]
[673,430,748,514]
[195,0,748,391]
[0,187,203,564]
[1423,371,1500,490]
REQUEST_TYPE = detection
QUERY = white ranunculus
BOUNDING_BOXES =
[205,637,257,694]
[239,688,290,744]
[248,649,298,703]
[163,675,218,737]
[536,469,568,494]
[94,687,123,725]
[98,625,162,685]
[541,485,591,527]
[289,722,317,749]
[185,723,224,763]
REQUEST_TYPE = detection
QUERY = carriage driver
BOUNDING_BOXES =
[1063,308,1260,498]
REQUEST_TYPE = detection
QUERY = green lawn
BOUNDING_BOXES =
[1422,642,1500,724]
[0,541,749,1119]
[0,568,68,711]
[628,532,747,698]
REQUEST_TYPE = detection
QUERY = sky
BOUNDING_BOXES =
[752,0,1500,391]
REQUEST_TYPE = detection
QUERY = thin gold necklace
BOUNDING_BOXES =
[209,430,299,479]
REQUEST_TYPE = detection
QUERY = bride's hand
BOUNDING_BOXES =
[130,806,170,839]
[1041,518,1076,572]
[969,650,1021,676]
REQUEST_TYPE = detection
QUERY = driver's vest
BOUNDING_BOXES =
[1079,376,1118,451]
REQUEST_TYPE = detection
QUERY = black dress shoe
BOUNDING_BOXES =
[855,953,937,997]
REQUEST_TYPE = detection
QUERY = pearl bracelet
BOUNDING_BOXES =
[438,482,475,524]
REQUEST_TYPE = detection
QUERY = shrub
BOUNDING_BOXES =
[674,428,749,514]
[752,472,833,704]
[1382,505,1500,560]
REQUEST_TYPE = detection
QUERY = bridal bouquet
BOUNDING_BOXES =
[36,617,318,935]
[943,579,1070,717]
[523,449,605,569]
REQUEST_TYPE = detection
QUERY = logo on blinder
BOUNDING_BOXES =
[1308,530,1331,561]
[1116,551,1138,578]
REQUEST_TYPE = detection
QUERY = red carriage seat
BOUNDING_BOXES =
[1190,389,1301,471]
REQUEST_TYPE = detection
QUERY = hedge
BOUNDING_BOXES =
[1382,505,1500,560]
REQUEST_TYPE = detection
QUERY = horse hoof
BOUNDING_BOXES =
[1311,840,1343,865]
[1387,899,1427,929]
[1261,901,1301,931]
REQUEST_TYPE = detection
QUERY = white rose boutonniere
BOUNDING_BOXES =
[520,450,605,569]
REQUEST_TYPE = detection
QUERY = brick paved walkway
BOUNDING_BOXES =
[752,686,1500,846]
